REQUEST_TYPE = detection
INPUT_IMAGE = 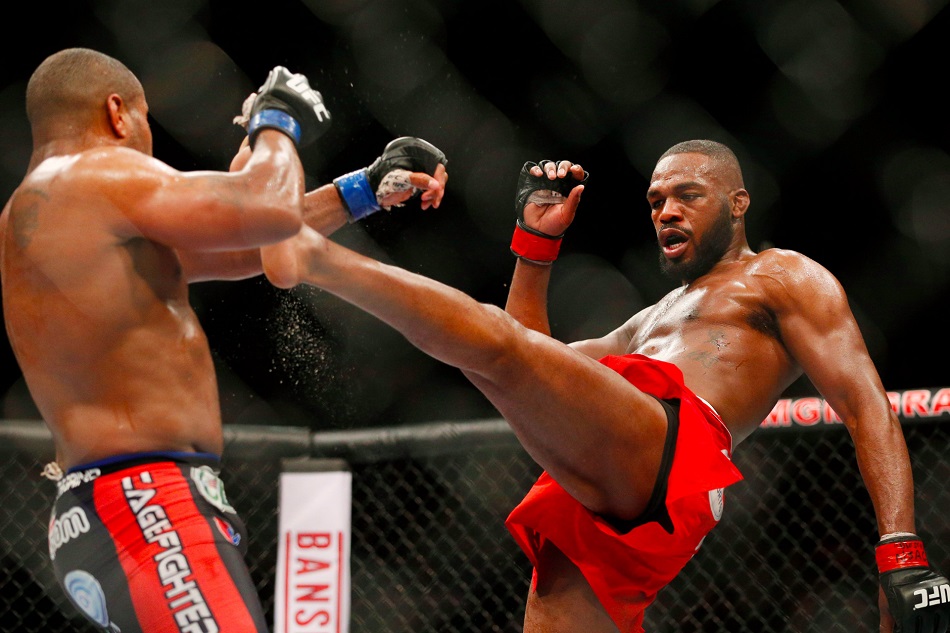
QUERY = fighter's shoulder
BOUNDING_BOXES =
[744,247,844,300]
[745,247,832,278]
[27,147,168,193]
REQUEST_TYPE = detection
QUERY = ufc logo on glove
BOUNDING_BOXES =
[287,75,330,122]
[916,583,950,609]
[876,534,950,630]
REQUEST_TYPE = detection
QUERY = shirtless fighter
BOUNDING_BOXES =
[257,139,948,632]
[0,47,446,633]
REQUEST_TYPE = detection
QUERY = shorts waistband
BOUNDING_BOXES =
[55,451,220,497]
[67,450,221,475]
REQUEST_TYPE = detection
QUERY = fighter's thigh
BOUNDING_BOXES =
[463,334,668,515]
[467,330,667,445]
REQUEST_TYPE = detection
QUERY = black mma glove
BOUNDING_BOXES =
[510,160,588,265]
[241,66,331,149]
[877,533,950,632]
[333,137,447,222]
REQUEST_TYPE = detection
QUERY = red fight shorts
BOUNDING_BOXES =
[505,354,744,632]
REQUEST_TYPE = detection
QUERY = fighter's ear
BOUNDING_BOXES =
[731,188,750,218]
[105,94,129,139]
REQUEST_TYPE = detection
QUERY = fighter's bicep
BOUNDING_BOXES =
[770,263,879,407]
[101,156,277,251]
[76,151,229,244]
[125,169,249,245]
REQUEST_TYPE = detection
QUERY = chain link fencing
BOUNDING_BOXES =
[2,389,949,633]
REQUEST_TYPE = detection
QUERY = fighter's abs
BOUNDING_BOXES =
[627,291,797,436]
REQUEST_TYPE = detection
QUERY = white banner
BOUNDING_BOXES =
[274,462,351,633]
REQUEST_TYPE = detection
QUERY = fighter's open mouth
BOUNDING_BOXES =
[659,228,689,258]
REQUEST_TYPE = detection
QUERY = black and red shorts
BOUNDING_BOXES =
[48,451,268,632]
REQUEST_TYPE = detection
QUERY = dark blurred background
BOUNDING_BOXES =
[1,0,947,432]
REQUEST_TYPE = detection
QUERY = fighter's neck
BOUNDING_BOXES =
[27,135,118,174]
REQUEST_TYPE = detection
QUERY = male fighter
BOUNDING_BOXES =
[1,47,446,632]
[257,140,949,632]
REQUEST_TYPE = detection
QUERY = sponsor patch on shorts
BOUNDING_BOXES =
[49,506,91,561]
[191,465,236,514]
[64,569,111,628]
[214,516,241,546]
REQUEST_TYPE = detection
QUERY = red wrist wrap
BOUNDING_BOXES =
[510,222,562,264]
[876,539,929,574]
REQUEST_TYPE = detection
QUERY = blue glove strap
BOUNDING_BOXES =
[248,110,301,146]
[333,169,380,222]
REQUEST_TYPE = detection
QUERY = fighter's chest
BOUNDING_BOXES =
[634,284,764,343]
[640,287,704,333]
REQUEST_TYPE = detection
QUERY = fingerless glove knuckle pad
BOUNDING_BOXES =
[514,160,588,221]
[333,136,447,222]
[367,137,447,190]
[247,66,331,148]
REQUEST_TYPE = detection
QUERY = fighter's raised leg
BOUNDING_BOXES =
[261,224,668,521]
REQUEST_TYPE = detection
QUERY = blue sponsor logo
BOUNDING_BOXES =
[64,570,109,627]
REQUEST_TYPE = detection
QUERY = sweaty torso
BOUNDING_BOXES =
[622,253,803,444]
[521,253,808,633]
[0,155,223,469]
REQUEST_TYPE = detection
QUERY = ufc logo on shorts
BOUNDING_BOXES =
[915,583,950,609]
[287,75,330,122]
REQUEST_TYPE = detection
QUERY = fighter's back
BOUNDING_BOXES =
[0,149,224,469]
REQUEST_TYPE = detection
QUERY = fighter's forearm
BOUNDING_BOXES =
[302,184,349,236]
[851,415,916,536]
[504,259,553,336]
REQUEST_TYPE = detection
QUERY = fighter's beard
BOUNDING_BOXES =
[659,204,733,284]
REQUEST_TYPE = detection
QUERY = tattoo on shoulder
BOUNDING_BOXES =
[12,188,48,249]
